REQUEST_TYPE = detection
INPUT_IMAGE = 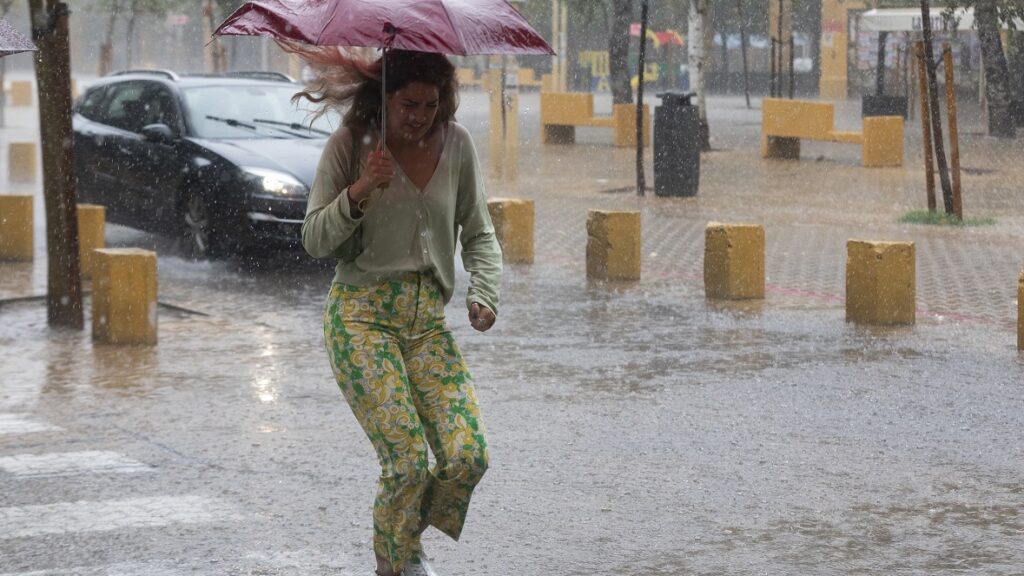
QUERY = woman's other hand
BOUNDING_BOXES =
[469,302,495,332]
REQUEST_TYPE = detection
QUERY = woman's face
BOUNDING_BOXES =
[385,81,441,144]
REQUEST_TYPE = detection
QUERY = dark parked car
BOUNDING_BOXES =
[73,70,337,257]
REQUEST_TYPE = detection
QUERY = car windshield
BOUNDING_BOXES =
[183,84,339,139]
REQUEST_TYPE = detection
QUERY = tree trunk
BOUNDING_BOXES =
[610,0,633,104]
[99,5,118,76]
[920,0,954,214]
[689,0,710,150]
[126,8,136,67]
[737,0,750,107]
[29,0,82,329]
[974,0,1015,137]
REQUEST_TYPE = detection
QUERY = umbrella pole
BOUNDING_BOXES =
[381,48,387,151]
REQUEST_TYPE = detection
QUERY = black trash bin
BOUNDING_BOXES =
[654,91,700,197]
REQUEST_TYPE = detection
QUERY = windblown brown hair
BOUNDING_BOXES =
[282,42,459,138]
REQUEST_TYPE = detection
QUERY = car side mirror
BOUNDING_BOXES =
[141,123,177,144]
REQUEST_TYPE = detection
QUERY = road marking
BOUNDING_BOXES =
[0,495,239,539]
[0,378,43,410]
[0,549,360,575]
[0,451,152,478]
[0,414,61,435]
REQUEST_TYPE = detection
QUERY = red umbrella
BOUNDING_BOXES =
[214,0,553,147]
[213,0,554,56]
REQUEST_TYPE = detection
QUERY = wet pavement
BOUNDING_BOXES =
[2,84,1023,575]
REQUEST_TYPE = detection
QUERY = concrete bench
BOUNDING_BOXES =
[457,68,484,89]
[761,98,903,167]
[541,92,650,148]
[517,68,543,90]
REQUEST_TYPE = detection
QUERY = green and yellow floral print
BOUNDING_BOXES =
[323,272,489,573]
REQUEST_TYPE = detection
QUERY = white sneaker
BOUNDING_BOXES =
[402,554,439,576]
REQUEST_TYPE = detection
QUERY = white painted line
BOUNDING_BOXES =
[0,379,44,411]
[0,563,184,576]
[0,451,152,478]
[0,414,62,435]
[0,495,239,539]
[0,550,360,576]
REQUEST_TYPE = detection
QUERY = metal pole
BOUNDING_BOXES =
[876,31,888,96]
[777,0,784,96]
[943,44,962,220]
[381,48,387,151]
[770,38,777,97]
[560,1,568,91]
[788,34,795,98]
[551,0,559,89]
[636,0,649,196]
[915,41,936,213]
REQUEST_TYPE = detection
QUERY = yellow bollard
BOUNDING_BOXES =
[77,204,106,280]
[862,116,904,168]
[846,240,916,326]
[612,103,651,148]
[704,222,765,300]
[1018,271,1023,351]
[487,198,534,264]
[9,142,37,184]
[9,80,32,107]
[92,248,159,346]
[0,195,33,261]
[586,210,640,281]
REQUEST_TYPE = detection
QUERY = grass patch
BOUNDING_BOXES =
[899,210,996,227]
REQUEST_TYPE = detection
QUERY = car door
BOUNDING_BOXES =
[72,85,111,207]
[126,83,189,230]
[86,81,148,224]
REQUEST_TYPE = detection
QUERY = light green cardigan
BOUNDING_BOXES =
[301,122,502,314]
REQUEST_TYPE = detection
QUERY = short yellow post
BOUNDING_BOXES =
[612,103,650,147]
[487,198,534,264]
[92,248,159,345]
[846,240,916,326]
[704,222,765,300]
[0,194,33,261]
[587,210,641,281]
[1018,271,1023,351]
[9,80,32,107]
[77,204,106,280]
[862,116,904,168]
[9,142,38,184]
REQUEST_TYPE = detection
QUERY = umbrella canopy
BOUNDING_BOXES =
[0,17,36,58]
[214,0,554,56]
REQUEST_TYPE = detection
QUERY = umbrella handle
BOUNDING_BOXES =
[380,25,397,152]
[381,47,387,152]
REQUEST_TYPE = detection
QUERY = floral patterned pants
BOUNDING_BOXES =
[323,272,489,573]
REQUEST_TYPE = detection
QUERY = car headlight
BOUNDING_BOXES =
[242,167,308,197]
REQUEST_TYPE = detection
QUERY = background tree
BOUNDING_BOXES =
[943,0,1023,137]
[920,0,955,213]
[29,0,82,328]
[972,0,1017,137]
[610,0,634,103]
[93,0,124,75]
[689,0,711,149]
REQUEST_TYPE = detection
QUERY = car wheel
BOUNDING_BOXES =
[179,192,218,259]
